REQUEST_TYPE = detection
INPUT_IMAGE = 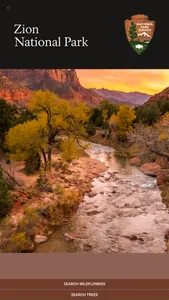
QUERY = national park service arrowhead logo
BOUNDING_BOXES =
[124,14,155,54]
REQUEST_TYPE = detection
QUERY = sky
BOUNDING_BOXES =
[76,70,169,95]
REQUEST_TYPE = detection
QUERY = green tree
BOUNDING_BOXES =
[88,107,102,127]
[99,100,119,128]
[0,168,11,220]
[129,22,137,42]
[88,100,119,130]
[0,100,17,148]
[135,102,161,125]
[14,108,36,125]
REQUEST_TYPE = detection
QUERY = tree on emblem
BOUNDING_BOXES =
[129,22,137,41]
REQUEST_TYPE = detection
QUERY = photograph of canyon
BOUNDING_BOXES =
[1,69,169,253]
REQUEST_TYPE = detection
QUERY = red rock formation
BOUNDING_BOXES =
[146,87,169,104]
[0,69,80,86]
[0,69,103,106]
[0,76,32,106]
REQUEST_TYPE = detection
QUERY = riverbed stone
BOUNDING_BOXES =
[88,191,97,198]
[139,162,161,176]
[83,244,92,251]
[63,233,74,242]
[138,237,144,242]
[34,235,48,244]
[164,228,169,239]
[128,234,138,241]
[129,157,141,167]
[87,210,100,216]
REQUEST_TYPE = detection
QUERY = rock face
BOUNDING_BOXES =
[0,76,32,106]
[0,69,103,106]
[34,235,48,244]
[146,87,169,104]
[129,157,141,167]
[0,69,80,86]
[139,162,161,176]
[156,169,169,185]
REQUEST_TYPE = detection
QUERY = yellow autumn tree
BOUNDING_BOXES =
[109,114,118,128]
[109,105,136,140]
[6,90,89,169]
[110,105,135,130]
[6,119,46,161]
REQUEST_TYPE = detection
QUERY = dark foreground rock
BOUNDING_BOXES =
[157,169,169,185]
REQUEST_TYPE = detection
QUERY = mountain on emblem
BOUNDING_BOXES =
[124,14,155,54]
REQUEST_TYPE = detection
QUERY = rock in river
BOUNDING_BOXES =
[87,210,100,216]
[164,228,169,240]
[88,191,97,198]
[139,162,161,176]
[129,157,141,167]
[83,244,92,251]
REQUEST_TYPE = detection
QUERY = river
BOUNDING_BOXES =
[35,143,169,253]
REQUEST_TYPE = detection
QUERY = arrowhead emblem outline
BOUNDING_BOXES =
[124,14,155,55]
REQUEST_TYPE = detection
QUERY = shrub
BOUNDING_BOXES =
[37,204,64,227]
[0,168,11,220]
[36,173,53,192]
[61,162,69,172]
[53,183,64,196]
[27,189,39,199]
[37,188,81,228]
[0,207,39,252]
[8,232,33,253]
[57,189,80,214]
[86,122,96,136]
[18,207,39,237]
[0,226,33,253]
[46,205,64,227]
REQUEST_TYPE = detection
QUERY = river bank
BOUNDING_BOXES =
[1,142,169,253]
[0,148,107,252]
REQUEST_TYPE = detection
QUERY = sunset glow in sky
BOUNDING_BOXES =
[76,70,169,95]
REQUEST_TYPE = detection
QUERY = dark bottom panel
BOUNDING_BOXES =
[1,290,169,300]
